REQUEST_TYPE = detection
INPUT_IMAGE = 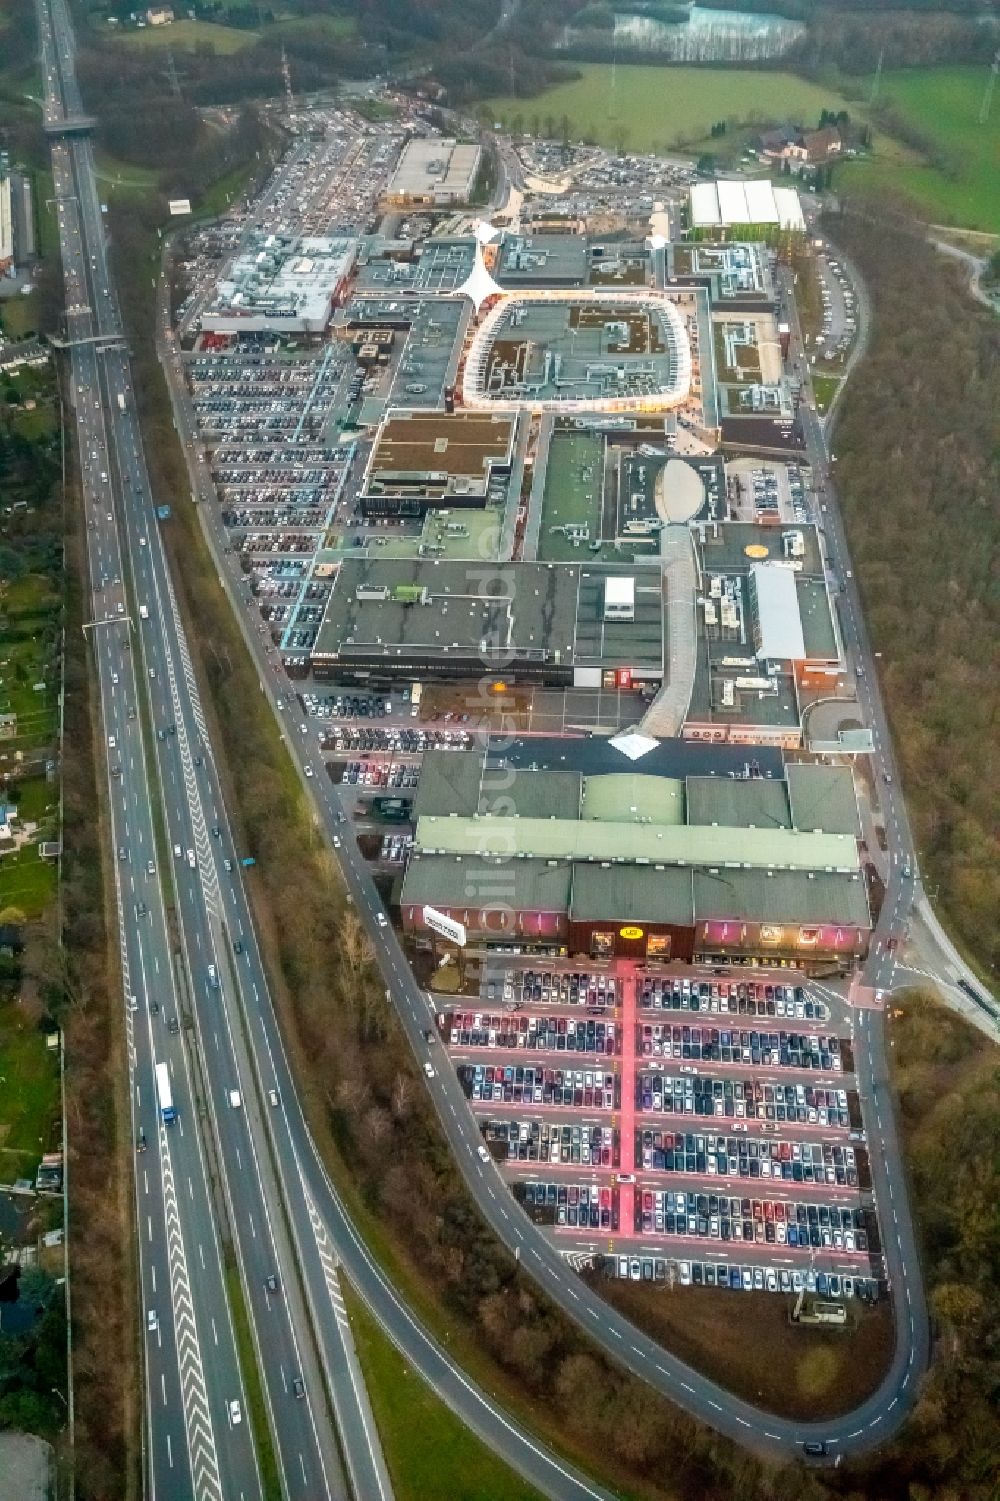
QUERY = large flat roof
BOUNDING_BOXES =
[581,773,685,825]
[368,410,515,484]
[694,867,869,927]
[786,763,861,837]
[690,179,805,231]
[415,815,859,871]
[387,138,480,200]
[751,563,806,661]
[413,750,585,821]
[570,864,694,926]
[685,775,792,830]
[401,852,572,913]
[402,855,869,930]
[313,559,579,668]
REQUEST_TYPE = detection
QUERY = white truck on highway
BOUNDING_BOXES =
[117,393,126,412]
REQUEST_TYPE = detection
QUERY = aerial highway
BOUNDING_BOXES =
[36,0,391,1497]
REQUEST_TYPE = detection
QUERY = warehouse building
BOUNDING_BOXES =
[358,409,516,517]
[385,138,482,207]
[689,179,805,234]
[401,751,867,969]
[311,558,664,686]
[202,233,356,335]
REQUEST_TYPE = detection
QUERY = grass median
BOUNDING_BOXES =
[224,1258,281,1501]
[342,1283,545,1501]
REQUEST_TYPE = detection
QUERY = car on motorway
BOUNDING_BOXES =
[376,912,388,928]
[228,1400,242,1426]
[292,1377,305,1400]
[265,1273,279,1294]
[268,1088,279,1107]
[147,1309,157,1332]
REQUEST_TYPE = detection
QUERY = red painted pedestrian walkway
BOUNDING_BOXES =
[616,960,637,1231]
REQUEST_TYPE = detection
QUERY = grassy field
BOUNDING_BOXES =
[0,996,61,1181]
[344,1286,546,1501]
[837,67,1000,233]
[115,18,257,53]
[0,293,40,342]
[0,574,61,753]
[485,65,869,156]
[811,373,840,415]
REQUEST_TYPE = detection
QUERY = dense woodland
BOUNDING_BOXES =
[826,208,1000,981]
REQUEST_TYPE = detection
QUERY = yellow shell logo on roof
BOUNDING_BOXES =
[745,544,770,559]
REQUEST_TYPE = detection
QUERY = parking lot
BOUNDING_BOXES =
[437,956,880,1297]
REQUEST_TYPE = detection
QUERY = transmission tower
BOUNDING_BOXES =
[164,48,181,99]
[281,46,294,116]
[869,46,884,105]
[608,32,618,121]
[979,51,1000,126]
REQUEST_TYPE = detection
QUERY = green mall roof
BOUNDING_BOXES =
[415,815,859,872]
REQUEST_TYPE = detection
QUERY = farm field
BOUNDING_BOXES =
[838,67,1000,233]
[115,18,257,53]
[485,64,870,157]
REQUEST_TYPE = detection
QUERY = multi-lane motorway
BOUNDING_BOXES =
[38,0,393,1498]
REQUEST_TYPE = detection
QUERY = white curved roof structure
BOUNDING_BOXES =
[461,289,692,414]
[454,241,505,314]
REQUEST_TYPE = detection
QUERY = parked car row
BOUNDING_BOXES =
[379,833,412,863]
[325,727,471,753]
[487,1119,618,1167]
[459,1062,618,1110]
[638,1022,845,1073]
[637,1072,852,1128]
[520,1180,615,1230]
[637,1128,860,1188]
[637,1189,870,1251]
[604,1255,879,1301]
[337,758,419,787]
[511,968,617,1009]
[443,1009,618,1055]
[303,691,398,721]
[640,974,827,1022]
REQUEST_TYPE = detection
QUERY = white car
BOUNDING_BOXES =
[147,1309,158,1332]
[423,1062,435,1079]
[376,912,388,928]
[228,1400,242,1427]
[304,765,314,778]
